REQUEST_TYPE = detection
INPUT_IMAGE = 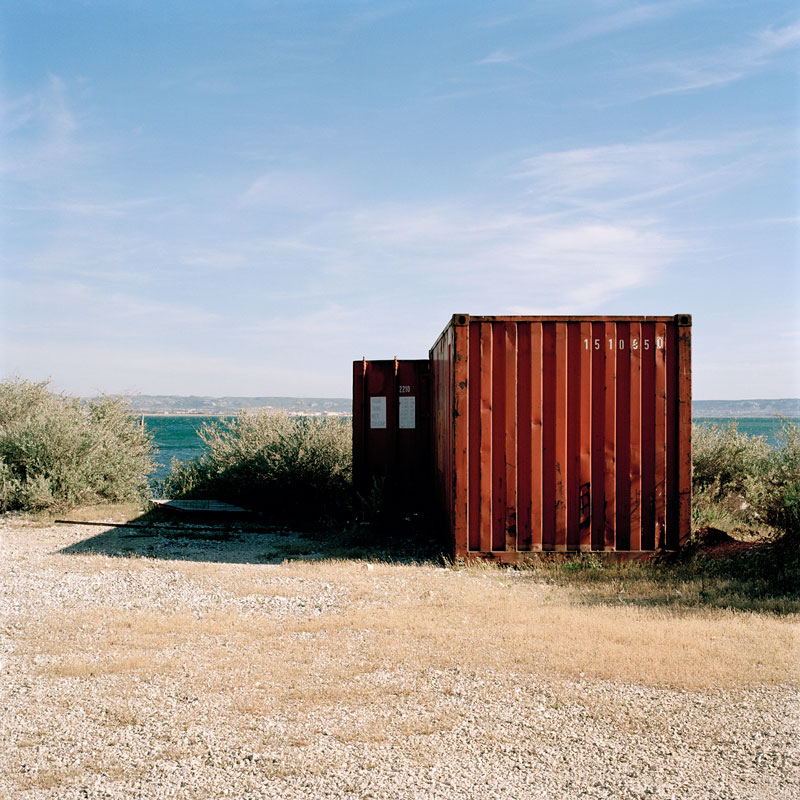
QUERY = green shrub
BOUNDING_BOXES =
[692,420,799,542]
[0,379,155,512]
[692,421,772,498]
[744,421,800,542]
[158,411,353,525]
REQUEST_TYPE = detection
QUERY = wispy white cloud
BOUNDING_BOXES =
[1,278,220,331]
[518,141,704,196]
[634,19,800,97]
[737,216,800,228]
[6,197,165,217]
[0,336,313,397]
[478,0,690,33]
[477,1,693,59]
[3,126,756,358]
[0,74,83,180]
[308,200,683,313]
[239,303,359,340]
[757,19,800,50]
[341,2,414,30]
[238,170,340,210]
[0,279,365,396]
[474,9,798,106]
[475,48,518,65]
[545,0,694,50]
[512,133,781,216]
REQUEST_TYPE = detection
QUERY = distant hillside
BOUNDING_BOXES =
[693,399,800,418]
[99,394,798,418]
[108,395,352,415]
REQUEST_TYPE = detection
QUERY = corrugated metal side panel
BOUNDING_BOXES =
[629,321,643,552]
[654,320,668,549]
[452,320,470,548]
[441,315,691,556]
[590,321,605,551]
[577,321,592,552]
[467,325,482,551]
[603,321,617,551]
[431,320,457,549]
[640,321,656,550]
[352,360,367,490]
[676,318,693,547]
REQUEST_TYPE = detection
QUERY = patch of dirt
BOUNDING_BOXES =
[691,526,769,558]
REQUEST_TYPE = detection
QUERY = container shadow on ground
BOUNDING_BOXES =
[55,518,797,613]
[57,511,446,566]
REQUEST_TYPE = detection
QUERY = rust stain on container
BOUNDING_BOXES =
[430,314,692,560]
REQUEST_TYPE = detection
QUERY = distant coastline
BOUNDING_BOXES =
[141,412,240,418]
[95,395,800,418]
[692,399,800,418]
[142,411,350,418]
[109,395,352,416]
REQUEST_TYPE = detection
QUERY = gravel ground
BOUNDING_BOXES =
[1,517,798,800]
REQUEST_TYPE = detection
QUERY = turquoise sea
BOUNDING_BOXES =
[144,414,799,483]
[145,416,233,483]
[693,417,799,448]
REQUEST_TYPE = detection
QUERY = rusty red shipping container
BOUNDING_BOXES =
[352,358,431,508]
[430,314,692,560]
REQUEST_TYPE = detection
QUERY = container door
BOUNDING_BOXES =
[353,359,431,514]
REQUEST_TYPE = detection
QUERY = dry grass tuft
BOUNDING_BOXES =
[20,559,797,694]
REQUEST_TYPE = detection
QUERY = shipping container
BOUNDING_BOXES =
[430,315,691,560]
[352,358,431,511]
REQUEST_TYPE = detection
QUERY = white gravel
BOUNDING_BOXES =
[1,518,797,800]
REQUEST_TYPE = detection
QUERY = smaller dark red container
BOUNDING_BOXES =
[352,358,431,510]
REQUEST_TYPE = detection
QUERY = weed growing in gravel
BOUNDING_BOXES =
[497,546,798,612]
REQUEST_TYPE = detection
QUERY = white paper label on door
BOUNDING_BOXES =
[370,397,387,429]
[398,396,415,429]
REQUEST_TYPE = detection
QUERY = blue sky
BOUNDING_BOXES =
[1,0,798,399]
